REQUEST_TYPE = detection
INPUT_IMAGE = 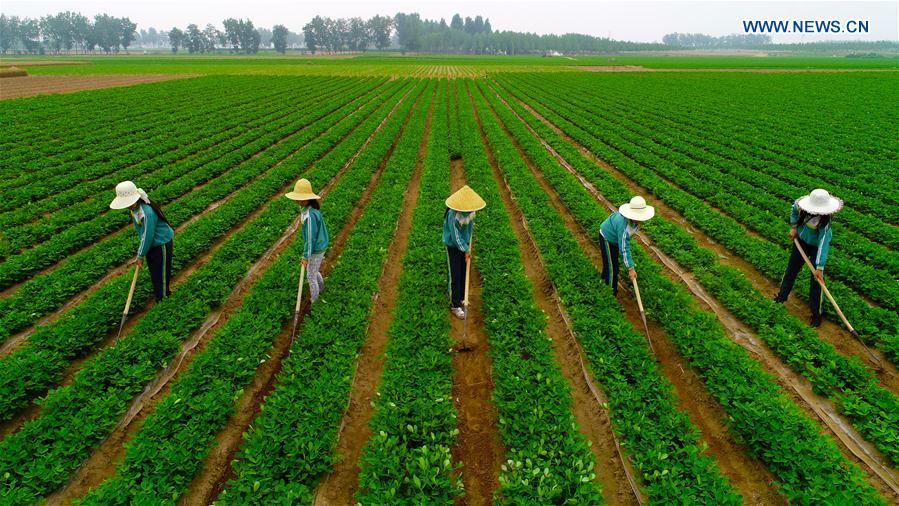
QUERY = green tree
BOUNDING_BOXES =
[271,24,288,53]
[367,15,392,50]
[394,12,421,53]
[168,26,184,53]
[0,15,19,53]
[120,17,137,52]
[185,23,203,53]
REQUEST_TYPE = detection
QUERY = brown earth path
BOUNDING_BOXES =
[466,83,642,505]
[472,83,784,504]
[0,74,195,100]
[493,80,899,389]
[177,83,421,506]
[489,84,899,499]
[446,159,506,506]
[311,88,435,506]
[0,82,393,360]
[44,83,421,505]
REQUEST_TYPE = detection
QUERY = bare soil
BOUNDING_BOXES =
[447,159,506,506]
[313,90,434,506]
[1,74,192,100]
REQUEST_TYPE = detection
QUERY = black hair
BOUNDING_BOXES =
[306,199,320,210]
[797,209,831,229]
[145,200,170,225]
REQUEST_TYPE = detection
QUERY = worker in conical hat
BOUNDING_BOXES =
[443,185,486,320]
[286,178,329,303]
[774,189,842,327]
[110,181,175,301]
[599,195,655,296]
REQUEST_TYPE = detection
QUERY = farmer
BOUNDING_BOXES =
[109,181,174,302]
[599,196,655,296]
[286,178,329,303]
[774,189,842,327]
[443,185,486,320]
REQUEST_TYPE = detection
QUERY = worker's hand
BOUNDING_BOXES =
[134,257,143,268]
[814,269,824,284]
[789,227,797,240]
[629,268,637,280]
[465,252,472,262]
[301,258,309,268]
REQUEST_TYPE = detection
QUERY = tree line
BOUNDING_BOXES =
[1,13,137,54]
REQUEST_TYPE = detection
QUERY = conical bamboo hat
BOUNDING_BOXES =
[445,185,486,212]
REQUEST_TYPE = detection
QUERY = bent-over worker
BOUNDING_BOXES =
[286,178,329,303]
[443,185,486,320]
[109,181,174,302]
[599,195,655,296]
[774,188,842,327]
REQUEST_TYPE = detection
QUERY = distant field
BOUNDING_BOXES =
[1,56,897,505]
[1,53,896,76]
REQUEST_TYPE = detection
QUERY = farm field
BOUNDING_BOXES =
[0,58,897,504]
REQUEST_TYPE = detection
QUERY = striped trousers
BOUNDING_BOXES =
[306,252,325,302]
[777,240,824,318]
[146,240,173,302]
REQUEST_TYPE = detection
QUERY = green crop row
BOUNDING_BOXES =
[0,80,331,253]
[0,78,233,177]
[481,80,888,502]
[354,81,461,504]
[0,78,295,206]
[505,76,898,309]
[469,79,740,503]
[0,79,386,343]
[0,79,417,506]
[219,81,432,504]
[0,80,407,422]
[536,74,899,226]
[547,75,899,262]
[0,78,305,233]
[78,80,429,506]
[439,79,604,503]
[0,77,369,280]
[493,77,899,364]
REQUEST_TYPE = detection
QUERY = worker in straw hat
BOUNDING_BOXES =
[109,181,175,301]
[443,185,486,320]
[774,189,842,327]
[599,196,655,296]
[286,178,329,303]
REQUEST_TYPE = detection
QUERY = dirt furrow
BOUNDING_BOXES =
[312,90,435,506]
[480,88,785,503]
[498,84,898,387]
[494,88,899,498]
[446,159,506,506]
[44,84,419,504]
[468,94,639,504]
[0,84,390,359]
[177,84,419,505]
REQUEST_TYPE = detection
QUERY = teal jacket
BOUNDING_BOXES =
[600,211,637,269]
[443,210,474,252]
[790,203,832,269]
[132,202,174,258]
[301,207,329,258]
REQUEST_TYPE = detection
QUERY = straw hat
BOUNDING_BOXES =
[109,181,141,209]
[285,178,321,201]
[797,189,842,215]
[619,196,655,221]
[446,185,486,212]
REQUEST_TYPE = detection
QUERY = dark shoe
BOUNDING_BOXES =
[773,294,786,304]
[809,314,822,328]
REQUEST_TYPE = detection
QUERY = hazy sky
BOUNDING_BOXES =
[3,0,897,43]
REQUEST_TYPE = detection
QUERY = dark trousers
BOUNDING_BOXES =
[146,240,173,302]
[599,234,620,296]
[446,246,466,309]
[777,240,824,318]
